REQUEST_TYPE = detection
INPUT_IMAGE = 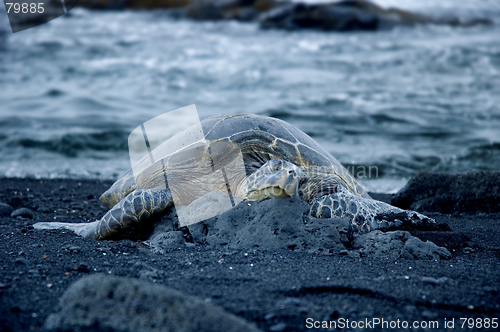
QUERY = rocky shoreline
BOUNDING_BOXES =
[1,172,499,331]
[75,0,492,31]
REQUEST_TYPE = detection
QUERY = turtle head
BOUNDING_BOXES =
[237,159,307,201]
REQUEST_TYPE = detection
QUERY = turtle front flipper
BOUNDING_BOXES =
[309,187,434,234]
[34,189,173,240]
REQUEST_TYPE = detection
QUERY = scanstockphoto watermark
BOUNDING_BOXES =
[306,317,440,329]
[306,317,499,329]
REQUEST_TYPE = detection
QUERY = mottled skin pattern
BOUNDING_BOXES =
[34,114,433,240]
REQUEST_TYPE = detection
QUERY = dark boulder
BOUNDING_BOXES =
[184,0,278,21]
[78,0,190,10]
[259,0,492,31]
[260,1,380,31]
[392,171,500,214]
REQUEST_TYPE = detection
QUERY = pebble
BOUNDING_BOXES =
[269,323,287,332]
[77,263,90,273]
[0,203,14,217]
[422,310,438,319]
[0,282,11,290]
[37,206,51,213]
[11,208,34,219]
[463,247,475,253]
[14,257,31,267]
[28,269,40,277]
[421,276,439,285]
[422,276,447,285]
[264,313,276,320]
[10,306,22,312]
[70,203,84,211]
[329,309,340,319]
[483,286,497,294]
[68,246,81,253]
[278,298,301,307]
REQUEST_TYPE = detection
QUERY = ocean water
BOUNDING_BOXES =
[0,0,499,193]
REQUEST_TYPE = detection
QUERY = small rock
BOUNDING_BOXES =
[402,237,451,260]
[0,282,11,289]
[483,286,497,294]
[328,309,340,319]
[404,305,417,313]
[465,241,475,247]
[0,203,14,217]
[10,306,22,312]
[339,249,349,256]
[277,298,301,309]
[28,269,40,277]
[14,257,31,267]
[269,323,287,332]
[68,246,81,253]
[422,310,438,319]
[37,206,51,213]
[11,208,34,219]
[70,203,84,211]
[265,313,276,320]
[77,264,90,273]
[421,277,439,285]
[463,247,474,253]
[44,274,262,332]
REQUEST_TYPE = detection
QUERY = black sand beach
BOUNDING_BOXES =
[1,173,499,331]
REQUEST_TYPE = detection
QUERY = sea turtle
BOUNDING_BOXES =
[34,114,432,240]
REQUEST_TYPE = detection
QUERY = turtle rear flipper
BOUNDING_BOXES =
[33,220,101,238]
[34,189,173,240]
